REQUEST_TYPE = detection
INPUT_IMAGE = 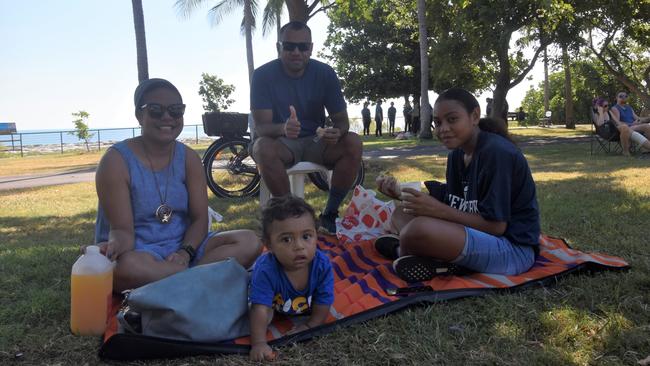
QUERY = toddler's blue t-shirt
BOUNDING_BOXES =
[249,249,334,315]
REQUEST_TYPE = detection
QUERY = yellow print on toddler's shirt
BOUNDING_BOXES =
[272,294,313,314]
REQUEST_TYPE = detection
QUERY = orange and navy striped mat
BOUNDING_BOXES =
[99,234,628,360]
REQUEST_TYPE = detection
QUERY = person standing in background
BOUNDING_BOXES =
[403,101,412,134]
[411,100,420,135]
[387,102,397,136]
[361,102,371,136]
[375,100,383,137]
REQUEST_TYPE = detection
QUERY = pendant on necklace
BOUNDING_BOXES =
[155,204,173,224]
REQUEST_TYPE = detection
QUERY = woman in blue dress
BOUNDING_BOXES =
[94,78,261,292]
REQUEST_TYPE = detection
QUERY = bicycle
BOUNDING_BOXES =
[201,111,365,198]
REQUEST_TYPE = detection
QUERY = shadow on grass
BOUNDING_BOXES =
[0,209,99,361]
[2,138,647,364]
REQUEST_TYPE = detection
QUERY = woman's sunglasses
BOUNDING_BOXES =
[140,103,186,119]
[602,104,609,108]
[279,41,312,52]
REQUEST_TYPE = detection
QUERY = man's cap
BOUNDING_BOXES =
[133,78,182,108]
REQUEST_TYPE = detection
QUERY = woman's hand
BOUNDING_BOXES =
[90,239,129,261]
[376,174,401,199]
[166,250,191,267]
[401,188,448,218]
[250,343,277,362]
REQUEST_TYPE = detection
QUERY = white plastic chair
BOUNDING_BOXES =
[259,162,332,206]
[207,206,223,230]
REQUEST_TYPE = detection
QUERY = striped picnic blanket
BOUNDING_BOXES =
[99,234,628,360]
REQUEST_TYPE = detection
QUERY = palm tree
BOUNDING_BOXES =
[131,0,149,83]
[284,0,333,23]
[416,0,432,139]
[262,0,285,55]
[175,0,260,84]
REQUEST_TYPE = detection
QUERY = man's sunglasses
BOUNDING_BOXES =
[140,103,186,119]
[279,41,312,52]
[618,94,628,98]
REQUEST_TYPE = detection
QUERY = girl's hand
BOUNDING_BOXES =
[250,343,277,362]
[376,175,400,199]
[401,188,447,218]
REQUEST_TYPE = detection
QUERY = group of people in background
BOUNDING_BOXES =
[361,99,432,137]
[594,91,650,155]
[362,100,397,137]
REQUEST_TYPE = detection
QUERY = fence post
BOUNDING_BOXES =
[60,131,64,154]
[195,125,198,144]
[132,128,136,138]
[20,134,23,157]
[11,133,15,151]
[97,130,101,151]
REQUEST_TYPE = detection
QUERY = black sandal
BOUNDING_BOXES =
[392,255,468,282]
[373,234,400,260]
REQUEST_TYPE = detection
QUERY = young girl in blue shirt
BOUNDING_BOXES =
[375,88,540,282]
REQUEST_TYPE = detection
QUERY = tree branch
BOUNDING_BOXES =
[642,64,650,87]
[617,47,641,84]
[307,0,321,15]
[587,28,650,103]
[308,3,337,19]
[509,38,549,89]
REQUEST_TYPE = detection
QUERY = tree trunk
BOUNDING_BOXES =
[244,0,255,85]
[285,0,308,22]
[276,12,282,57]
[543,46,549,113]
[491,35,511,126]
[562,45,575,129]
[131,0,149,83]
[417,0,432,139]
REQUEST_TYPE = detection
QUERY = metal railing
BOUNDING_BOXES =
[0,124,211,157]
[0,116,417,157]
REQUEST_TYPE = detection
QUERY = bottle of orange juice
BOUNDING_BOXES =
[70,245,114,336]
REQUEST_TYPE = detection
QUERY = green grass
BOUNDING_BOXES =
[1,132,650,365]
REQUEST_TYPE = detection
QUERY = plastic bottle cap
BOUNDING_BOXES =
[86,245,100,254]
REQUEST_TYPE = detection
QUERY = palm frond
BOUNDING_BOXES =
[262,0,284,36]
[174,0,209,19]
[207,0,245,27]
[237,0,258,35]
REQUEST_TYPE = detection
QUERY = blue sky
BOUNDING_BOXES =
[1,1,540,132]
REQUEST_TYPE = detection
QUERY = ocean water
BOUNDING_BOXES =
[1,124,211,147]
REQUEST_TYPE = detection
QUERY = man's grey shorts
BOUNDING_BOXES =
[250,135,329,168]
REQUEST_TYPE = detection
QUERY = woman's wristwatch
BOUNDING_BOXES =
[180,244,196,262]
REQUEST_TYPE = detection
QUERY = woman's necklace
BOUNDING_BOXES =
[142,140,175,224]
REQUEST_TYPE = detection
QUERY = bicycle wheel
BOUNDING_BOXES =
[203,138,260,198]
[307,160,365,192]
